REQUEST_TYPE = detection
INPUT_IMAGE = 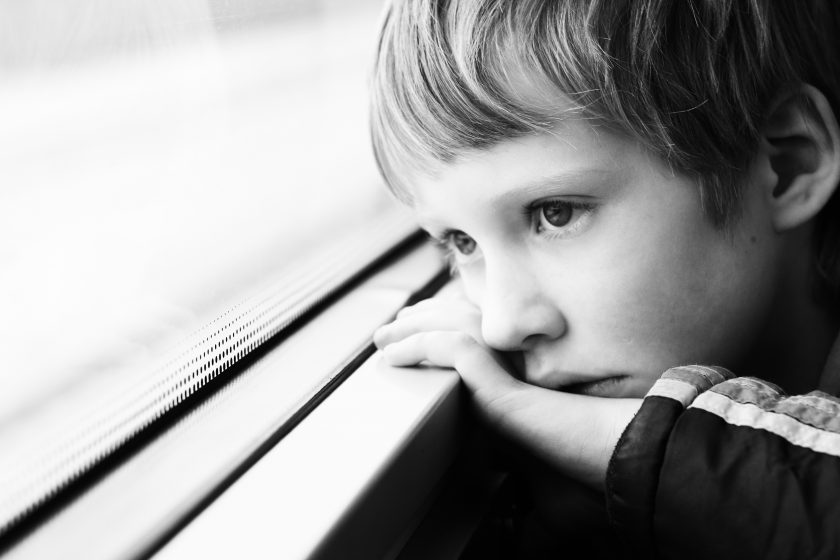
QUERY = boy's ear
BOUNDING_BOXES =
[760,84,840,231]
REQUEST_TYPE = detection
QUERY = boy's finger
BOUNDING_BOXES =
[381,330,470,367]
[381,331,514,392]
[373,309,482,348]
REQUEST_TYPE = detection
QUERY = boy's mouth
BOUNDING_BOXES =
[560,375,628,397]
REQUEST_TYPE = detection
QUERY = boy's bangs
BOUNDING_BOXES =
[370,0,741,216]
[371,0,585,201]
[371,0,840,310]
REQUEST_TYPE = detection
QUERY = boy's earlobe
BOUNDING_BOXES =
[762,84,840,231]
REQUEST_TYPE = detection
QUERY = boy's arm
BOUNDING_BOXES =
[487,386,642,488]
[392,341,642,487]
[375,299,840,559]
[373,298,642,487]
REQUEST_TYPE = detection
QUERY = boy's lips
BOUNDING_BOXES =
[521,355,630,395]
[514,353,632,396]
[559,375,628,397]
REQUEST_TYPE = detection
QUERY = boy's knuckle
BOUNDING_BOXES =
[417,331,444,351]
[451,331,476,348]
[413,331,431,347]
[397,304,420,318]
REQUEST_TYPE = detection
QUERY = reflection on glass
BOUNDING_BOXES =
[0,0,397,536]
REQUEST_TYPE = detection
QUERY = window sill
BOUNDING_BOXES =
[5,240,455,560]
[157,350,463,560]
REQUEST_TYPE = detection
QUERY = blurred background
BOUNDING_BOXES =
[0,0,392,425]
[0,0,407,529]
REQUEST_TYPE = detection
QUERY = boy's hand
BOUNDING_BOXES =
[373,295,642,488]
[373,296,526,413]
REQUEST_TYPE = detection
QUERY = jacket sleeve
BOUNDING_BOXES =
[605,365,840,560]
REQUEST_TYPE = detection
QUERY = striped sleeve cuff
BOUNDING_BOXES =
[691,377,840,458]
[645,365,733,406]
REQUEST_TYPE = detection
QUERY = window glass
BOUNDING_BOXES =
[0,0,403,536]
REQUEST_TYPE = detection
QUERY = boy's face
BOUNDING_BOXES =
[409,120,782,397]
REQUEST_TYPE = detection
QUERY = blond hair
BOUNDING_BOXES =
[370,0,840,305]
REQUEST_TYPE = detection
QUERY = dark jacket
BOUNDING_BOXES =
[606,339,840,559]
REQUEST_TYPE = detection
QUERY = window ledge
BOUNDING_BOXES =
[156,353,462,560]
[4,241,453,560]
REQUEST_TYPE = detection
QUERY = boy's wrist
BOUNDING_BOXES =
[482,384,642,488]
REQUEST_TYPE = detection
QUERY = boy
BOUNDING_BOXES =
[371,1,840,558]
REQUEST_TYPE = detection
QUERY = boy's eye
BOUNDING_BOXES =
[539,201,573,228]
[450,230,476,255]
[533,199,596,235]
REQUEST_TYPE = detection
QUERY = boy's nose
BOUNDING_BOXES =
[478,263,566,352]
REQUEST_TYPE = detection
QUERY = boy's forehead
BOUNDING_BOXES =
[411,166,625,232]
[407,122,640,206]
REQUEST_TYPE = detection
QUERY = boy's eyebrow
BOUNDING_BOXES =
[414,167,620,234]
[490,167,619,207]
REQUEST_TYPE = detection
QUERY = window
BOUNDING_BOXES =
[0,2,465,557]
